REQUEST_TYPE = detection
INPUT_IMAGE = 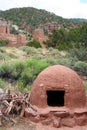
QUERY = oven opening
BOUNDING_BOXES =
[47,90,65,106]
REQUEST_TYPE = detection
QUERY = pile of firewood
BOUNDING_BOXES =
[0,89,35,126]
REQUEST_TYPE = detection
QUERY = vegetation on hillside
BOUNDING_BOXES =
[0,7,85,30]
[44,23,87,50]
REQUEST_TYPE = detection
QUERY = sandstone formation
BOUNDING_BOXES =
[39,22,61,34]
[0,18,27,47]
[32,29,48,48]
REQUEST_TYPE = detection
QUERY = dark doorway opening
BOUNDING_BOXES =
[47,90,65,106]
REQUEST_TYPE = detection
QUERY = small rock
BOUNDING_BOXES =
[53,118,61,128]
[54,111,69,118]
[34,115,40,123]
[41,118,53,125]
[24,108,37,117]
[74,114,87,126]
[61,117,76,127]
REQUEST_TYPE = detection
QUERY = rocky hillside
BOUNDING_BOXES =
[0,7,86,31]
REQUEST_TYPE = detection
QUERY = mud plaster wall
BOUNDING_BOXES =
[30,65,86,108]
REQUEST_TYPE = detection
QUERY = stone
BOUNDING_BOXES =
[39,110,50,118]
[74,113,87,126]
[0,24,27,47]
[29,115,40,123]
[34,115,40,123]
[53,118,61,128]
[24,108,37,117]
[41,118,53,125]
[32,29,48,48]
[54,111,69,118]
[61,117,76,127]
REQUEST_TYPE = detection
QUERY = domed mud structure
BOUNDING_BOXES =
[26,65,87,127]
[30,65,86,109]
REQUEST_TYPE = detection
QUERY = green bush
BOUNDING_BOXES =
[18,68,33,90]
[0,63,12,78]
[56,42,73,50]
[0,47,6,53]
[73,61,87,76]
[48,47,61,56]
[0,52,10,60]
[19,46,38,54]
[57,58,74,68]
[0,58,50,90]
[10,62,25,80]
[0,78,6,90]
[25,59,50,77]
[0,40,8,46]
[46,57,58,65]
[67,48,87,61]
[27,40,41,48]
[0,61,25,80]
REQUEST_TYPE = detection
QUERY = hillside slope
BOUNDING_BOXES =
[0,7,85,31]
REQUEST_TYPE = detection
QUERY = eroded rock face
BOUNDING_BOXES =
[30,65,86,108]
[0,25,27,47]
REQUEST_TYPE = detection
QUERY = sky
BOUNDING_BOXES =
[0,0,87,19]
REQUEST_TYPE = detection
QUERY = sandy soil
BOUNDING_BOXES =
[36,123,87,130]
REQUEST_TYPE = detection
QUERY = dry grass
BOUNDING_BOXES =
[1,117,36,130]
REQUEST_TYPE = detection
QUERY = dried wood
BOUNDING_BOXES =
[0,90,35,126]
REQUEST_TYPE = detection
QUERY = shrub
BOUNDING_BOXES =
[17,59,50,91]
[0,40,8,46]
[32,55,46,60]
[46,57,58,65]
[73,61,87,76]
[10,62,25,80]
[25,59,50,77]
[0,78,6,90]
[0,63,12,78]
[17,82,32,92]
[19,46,38,54]
[67,48,87,61]
[49,47,61,56]
[57,58,73,68]
[27,40,41,48]
[18,68,33,89]
[0,61,25,80]
[0,52,10,60]
[0,58,50,89]
[0,47,6,53]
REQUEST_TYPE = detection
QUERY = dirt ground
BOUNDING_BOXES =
[1,117,87,130]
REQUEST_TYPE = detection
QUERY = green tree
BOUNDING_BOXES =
[80,23,87,47]
[44,28,67,48]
